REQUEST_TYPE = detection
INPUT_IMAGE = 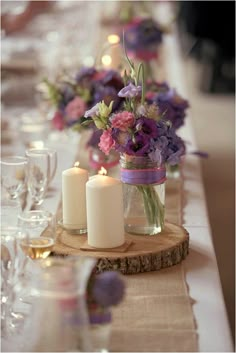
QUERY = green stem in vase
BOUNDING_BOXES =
[137,184,165,233]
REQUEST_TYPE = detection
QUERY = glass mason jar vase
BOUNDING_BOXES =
[120,154,166,236]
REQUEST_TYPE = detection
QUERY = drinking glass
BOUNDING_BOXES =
[25,149,50,206]
[1,226,29,337]
[18,210,56,261]
[26,147,57,187]
[1,199,22,227]
[0,156,28,201]
[19,111,50,149]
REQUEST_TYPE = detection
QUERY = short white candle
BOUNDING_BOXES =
[62,162,88,229]
[86,174,125,248]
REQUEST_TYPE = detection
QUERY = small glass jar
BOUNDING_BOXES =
[166,163,181,179]
[89,148,119,175]
[120,154,166,236]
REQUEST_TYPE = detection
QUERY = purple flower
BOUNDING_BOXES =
[124,18,163,51]
[125,133,150,156]
[93,85,122,110]
[118,83,142,98]
[75,67,97,83]
[135,117,159,138]
[84,103,100,118]
[87,129,103,148]
[149,89,189,130]
[92,271,125,307]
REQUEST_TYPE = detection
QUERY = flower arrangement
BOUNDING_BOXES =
[123,17,164,62]
[83,73,185,167]
[78,49,185,235]
[146,81,189,130]
[87,270,125,324]
[40,67,125,131]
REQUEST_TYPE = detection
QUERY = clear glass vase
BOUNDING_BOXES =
[120,154,166,236]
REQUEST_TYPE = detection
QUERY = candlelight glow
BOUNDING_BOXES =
[102,55,112,67]
[98,166,107,176]
[107,34,120,44]
[74,162,80,168]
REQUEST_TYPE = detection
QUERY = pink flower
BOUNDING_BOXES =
[65,97,87,122]
[52,111,65,131]
[110,111,135,132]
[98,129,115,155]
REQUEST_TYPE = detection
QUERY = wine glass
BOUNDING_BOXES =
[26,147,57,188]
[1,226,29,338]
[25,149,50,207]
[18,210,56,261]
[19,111,50,149]
[0,156,28,203]
[1,199,22,227]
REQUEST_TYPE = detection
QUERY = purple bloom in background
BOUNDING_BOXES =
[93,85,122,110]
[87,129,103,148]
[58,84,76,110]
[124,18,163,50]
[92,271,125,307]
[118,83,142,98]
[151,89,189,130]
[146,81,170,93]
[75,67,97,83]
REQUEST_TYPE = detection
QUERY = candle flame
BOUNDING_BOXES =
[74,162,80,168]
[98,166,107,176]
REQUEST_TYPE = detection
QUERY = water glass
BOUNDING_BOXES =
[19,111,50,149]
[1,199,22,227]
[26,147,57,186]
[25,149,50,206]
[1,226,29,338]
[18,210,56,261]
[0,156,28,200]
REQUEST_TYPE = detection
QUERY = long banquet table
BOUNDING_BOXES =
[1,1,234,351]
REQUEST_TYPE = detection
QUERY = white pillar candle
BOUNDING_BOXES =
[86,175,125,248]
[62,163,88,230]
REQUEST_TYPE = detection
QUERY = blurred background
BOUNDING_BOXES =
[1,0,235,342]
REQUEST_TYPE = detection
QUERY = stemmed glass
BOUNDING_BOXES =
[18,210,56,261]
[1,226,29,338]
[25,149,50,207]
[26,147,57,188]
[0,156,28,205]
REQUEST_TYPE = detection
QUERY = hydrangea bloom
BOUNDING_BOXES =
[146,82,189,130]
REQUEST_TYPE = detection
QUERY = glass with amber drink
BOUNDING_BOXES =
[18,210,56,261]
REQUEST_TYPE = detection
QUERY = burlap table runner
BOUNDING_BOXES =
[109,177,198,352]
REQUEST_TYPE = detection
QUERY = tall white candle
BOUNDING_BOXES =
[62,163,88,230]
[86,174,125,248]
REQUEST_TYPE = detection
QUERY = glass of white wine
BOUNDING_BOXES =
[18,210,56,261]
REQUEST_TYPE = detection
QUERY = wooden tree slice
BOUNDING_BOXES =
[53,222,189,275]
